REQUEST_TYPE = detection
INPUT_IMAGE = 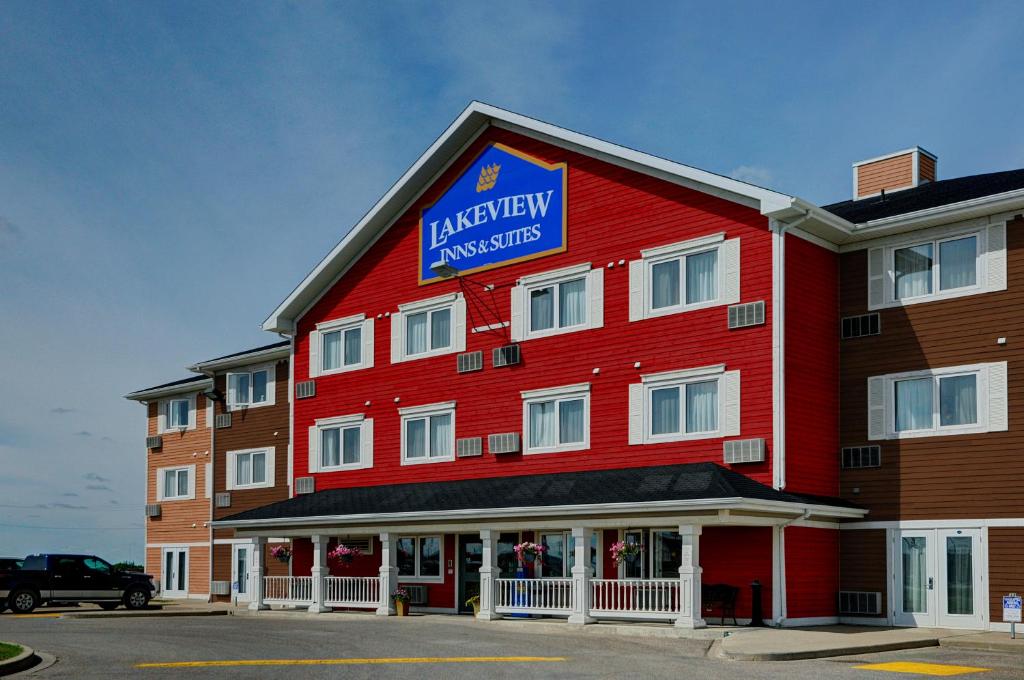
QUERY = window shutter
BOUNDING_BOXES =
[362,318,375,369]
[867,376,886,440]
[205,399,213,429]
[987,222,1007,292]
[265,447,276,486]
[510,285,524,342]
[308,426,318,474]
[628,260,644,322]
[361,419,374,467]
[308,330,321,378]
[187,466,196,500]
[390,313,403,364]
[988,361,1008,432]
[204,463,212,499]
[628,383,643,445]
[264,365,277,407]
[720,238,741,306]
[453,295,467,352]
[187,395,197,429]
[867,247,885,309]
[720,370,741,437]
[225,454,235,491]
[157,403,167,434]
[588,267,604,329]
[156,470,165,501]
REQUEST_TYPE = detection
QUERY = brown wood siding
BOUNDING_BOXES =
[839,529,887,618]
[857,154,914,198]
[144,545,210,595]
[989,527,1024,623]
[919,154,937,184]
[839,216,1024,521]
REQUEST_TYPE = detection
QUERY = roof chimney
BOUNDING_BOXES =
[852,147,936,200]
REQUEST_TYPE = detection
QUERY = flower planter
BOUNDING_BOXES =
[339,554,354,564]
[395,600,408,616]
[275,555,290,564]
[522,552,536,564]
[624,553,638,565]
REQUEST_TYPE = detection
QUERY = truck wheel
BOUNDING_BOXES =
[9,589,39,614]
[124,587,150,610]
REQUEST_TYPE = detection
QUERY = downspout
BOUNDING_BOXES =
[279,331,295,499]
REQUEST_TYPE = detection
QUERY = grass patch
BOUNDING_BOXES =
[0,642,23,661]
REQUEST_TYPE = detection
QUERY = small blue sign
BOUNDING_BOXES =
[419,143,567,283]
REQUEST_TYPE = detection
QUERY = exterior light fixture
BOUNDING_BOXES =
[431,260,460,279]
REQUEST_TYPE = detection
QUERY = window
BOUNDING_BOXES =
[511,264,603,341]
[226,364,275,411]
[159,466,193,501]
[167,399,189,429]
[868,362,1007,440]
[308,415,373,473]
[311,314,374,377]
[83,557,112,575]
[630,365,739,445]
[521,384,590,454]
[400,402,455,465]
[395,536,442,582]
[629,233,740,322]
[894,235,978,301]
[391,294,466,363]
[227,448,275,490]
[617,529,681,579]
[538,531,599,578]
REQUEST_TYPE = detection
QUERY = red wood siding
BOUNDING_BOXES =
[295,126,775,491]
[701,526,773,620]
[785,526,839,619]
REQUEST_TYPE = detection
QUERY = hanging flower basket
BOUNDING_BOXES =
[328,544,362,565]
[609,540,643,566]
[270,545,291,563]
[513,541,545,565]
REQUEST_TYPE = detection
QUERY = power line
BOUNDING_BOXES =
[0,523,143,531]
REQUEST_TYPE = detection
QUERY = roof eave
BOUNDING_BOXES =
[846,187,1024,240]
[124,378,212,402]
[187,345,291,374]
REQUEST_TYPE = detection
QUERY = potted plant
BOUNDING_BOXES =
[465,594,480,616]
[270,545,291,563]
[328,544,361,565]
[392,587,410,616]
[609,540,643,566]
[513,541,545,564]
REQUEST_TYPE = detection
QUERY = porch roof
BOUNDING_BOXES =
[215,463,863,529]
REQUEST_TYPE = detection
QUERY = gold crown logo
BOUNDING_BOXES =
[476,163,501,192]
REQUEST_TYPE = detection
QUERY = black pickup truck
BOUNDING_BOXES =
[1,554,155,614]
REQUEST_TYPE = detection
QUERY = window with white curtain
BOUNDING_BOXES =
[631,364,739,445]
[650,249,717,311]
[511,263,603,342]
[392,294,465,363]
[167,399,190,429]
[309,414,373,473]
[892,234,979,301]
[648,379,719,439]
[521,384,590,454]
[312,314,373,376]
[323,325,361,371]
[529,277,586,333]
[159,466,192,501]
[321,425,361,468]
[894,372,978,433]
[400,402,455,465]
[226,365,273,410]
[227,448,274,489]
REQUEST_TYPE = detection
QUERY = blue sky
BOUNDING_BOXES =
[1,1,1022,562]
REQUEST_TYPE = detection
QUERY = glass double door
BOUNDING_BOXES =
[232,544,251,602]
[161,548,188,598]
[895,529,983,629]
[457,533,519,613]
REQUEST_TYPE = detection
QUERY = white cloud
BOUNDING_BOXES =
[730,165,774,187]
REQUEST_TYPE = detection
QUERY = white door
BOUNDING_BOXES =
[894,530,936,627]
[161,548,188,598]
[893,529,985,629]
[232,544,251,602]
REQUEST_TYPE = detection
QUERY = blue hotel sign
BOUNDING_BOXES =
[419,143,567,283]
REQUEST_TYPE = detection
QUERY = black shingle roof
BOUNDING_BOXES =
[198,340,290,364]
[824,168,1024,224]
[220,462,858,523]
[132,374,209,393]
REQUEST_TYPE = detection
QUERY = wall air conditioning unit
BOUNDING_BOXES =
[146,435,163,450]
[215,492,231,508]
[335,536,374,554]
[296,380,316,399]
[727,301,765,329]
[488,432,521,455]
[210,581,231,596]
[839,591,881,615]
[456,437,483,457]
[145,504,162,518]
[295,476,315,495]
[456,351,483,373]
[723,438,765,464]
[404,584,429,606]
[215,413,232,429]
[492,344,521,367]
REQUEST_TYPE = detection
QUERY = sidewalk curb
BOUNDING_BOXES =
[718,637,940,661]
[939,637,1024,654]
[62,610,228,620]
[0,644,39,677]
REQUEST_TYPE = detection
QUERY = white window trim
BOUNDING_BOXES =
[156,465,195,501]
[225,363,276,412]
[888,232,982,304]
[520,383,591,455]
[391,293,466,363]
[511,263,603,341]
[158,394,197,434]
[630,364,740,445]
[311,313,374,377]
[226,447,276,490]
[395,535,445,584]
[308,413,373,473]
[399,401,456,466]
[536,529,602,578]
[876,363,1004,440]
[616,527,680,579]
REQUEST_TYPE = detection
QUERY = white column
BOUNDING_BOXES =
[308,534,330,613]
[247,536,268,610]
[477,529,502,620]
[675,524,705,629]
[568,526,595,624]
[376,531,397,616]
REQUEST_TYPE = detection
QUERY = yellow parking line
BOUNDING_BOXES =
[10,613,62,619]
[137,656,566,668]
[856,661,990,676]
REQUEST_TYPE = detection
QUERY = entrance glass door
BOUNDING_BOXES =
[937,529,983,629]
[232,544,250,602]
[458,535,482,614]
[894,529,984,629]
[161,548,188,598]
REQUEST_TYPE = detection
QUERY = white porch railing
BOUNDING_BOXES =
[494,578,574,616]
[263,576,313,605]
[324,576,380,609]
[589,579,680,620]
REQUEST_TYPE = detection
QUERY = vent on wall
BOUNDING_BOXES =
[335,536,373,554]
[405,584,429,605]
[210,580,231,596]
[296,380,316,399]
[728,301,765,329]
[295,476,315,495]
[723,438,765,464]
[215,413,232,429]
[457,351,483,373]
[215,492,231,508]
[488,432,521,454]
[493,344,521,367]
[145,504,162,518]
[842,445,881,469]
[456,437,483,457]
[842,313,881,339]
[839,591,881,615]
[146,435,163,450]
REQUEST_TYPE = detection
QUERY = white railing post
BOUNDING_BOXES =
[377,532,397,616]
[477,529,502,620]
[568,526,594,624]
[248,537,268,610]
[675,524,706,629]
[308,534,330,613]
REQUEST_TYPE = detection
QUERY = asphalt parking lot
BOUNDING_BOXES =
[2,612,1022,679]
